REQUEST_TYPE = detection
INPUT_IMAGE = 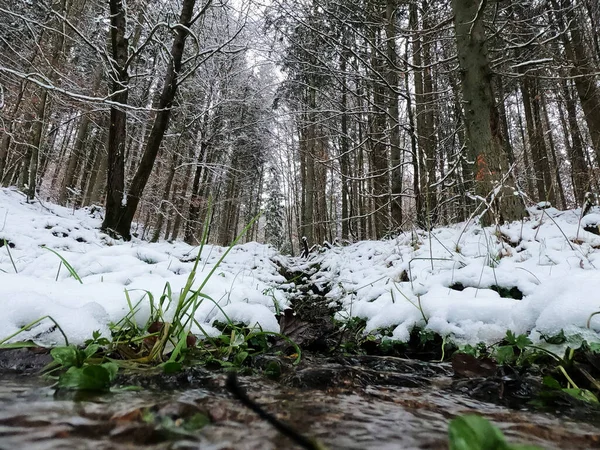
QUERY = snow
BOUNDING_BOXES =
[0,188,288,346]
[290,204,600,347]
[1,186,599,350]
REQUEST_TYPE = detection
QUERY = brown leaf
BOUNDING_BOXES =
[452,353,497,378]
[278,309,310,344]
[110,407,145,423]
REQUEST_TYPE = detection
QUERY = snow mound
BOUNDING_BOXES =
[0,188,288,346]
[289,204,600,346]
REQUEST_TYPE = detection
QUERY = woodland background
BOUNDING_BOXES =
[0,0,599,254]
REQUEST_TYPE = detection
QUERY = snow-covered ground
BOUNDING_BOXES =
[0,188,288,346]
[1,186,600,349]
[298,203,600,347]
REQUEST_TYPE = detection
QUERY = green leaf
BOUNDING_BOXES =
[588,342,600,354]
[448,415,507,450]
[505,330,517,345]
[495,346,515,365]
[540,330,566,345]
[265,360,282,379]
[231,332,245,347]
[459,345,478,357]
[419,329,436,345]
[247,332,269,351]
[58,365,112,391]
[183,413,210,431]
[84,343,100,359]
[562,388,599,404]
[542,375,561,389]
[162,361,183,374]
[51,346,79,368]
[233,351,249,367]
[102,362,119,381]
[514,334,532,351]
[43,246,83,283]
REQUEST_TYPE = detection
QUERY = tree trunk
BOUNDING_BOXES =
[59,66,103,205]
[0,81,26,180]
[421,1,438,226]
[102,0,198,240]
[386,0,403,229]
[409,3,432,227]
[101,0,130,237]
[452,0,525,224]
[339,50,351,241]
[496,76,514,165]
[170,146,195,241]
[25,90,48,200]
[520,76,553,202]
[315,136,328,244]
[561,78,588,203]
[540,92,566,209]
[368,11,389,238]
[553,0,600,164]
[88,135,109,206]
[151,149,179,242]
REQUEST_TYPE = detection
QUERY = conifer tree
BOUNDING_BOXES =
[264,167,285,251]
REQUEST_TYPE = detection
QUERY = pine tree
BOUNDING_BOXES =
[264,167,285,251]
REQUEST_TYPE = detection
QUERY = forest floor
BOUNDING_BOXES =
[2,187,600,448]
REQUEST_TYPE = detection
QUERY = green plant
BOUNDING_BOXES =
[162,209,260,366]
[490,331,599,404]
[97,208,300,376]
[391,283,429,325]
[263,287,283,315]
[3,239,17,273]
[43,246,83,283]
[45,341,118,392]
[202,321,301,369]
[0,315,69,348]
[95,206,258,369]
[448,415,542,450]
[457,342,489,358]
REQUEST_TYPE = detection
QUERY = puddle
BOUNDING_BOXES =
[1,372,599,449]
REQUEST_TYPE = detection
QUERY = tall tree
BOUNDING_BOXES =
[102,0,204,239]
[452,0,525,224]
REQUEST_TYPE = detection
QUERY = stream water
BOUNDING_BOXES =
[1,370,599,450]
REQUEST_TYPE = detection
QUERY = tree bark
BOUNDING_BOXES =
[59,65,103,205]
[561,78,588,203]
[410,2,437,228]
[101,0,130,237]
[103,0,199,240]
[520,76,553,203]
[386,0,403,229]
[452,0,525,224]
[552,0,600,164]
[368,6,389,238]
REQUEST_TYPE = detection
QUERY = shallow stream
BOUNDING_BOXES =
[1,369,599,450]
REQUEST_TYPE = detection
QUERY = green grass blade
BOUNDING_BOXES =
[4,239,17,273]
[0,315,69,347]
[43,247,82,284]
